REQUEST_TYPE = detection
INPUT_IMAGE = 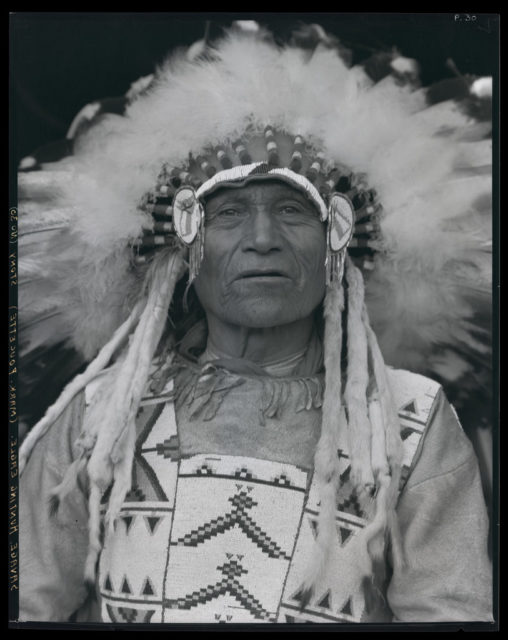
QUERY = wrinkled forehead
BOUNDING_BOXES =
[201,175,322,215]
[196,163,329,221]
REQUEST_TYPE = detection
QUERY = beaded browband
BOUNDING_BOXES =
[136,127,384,281]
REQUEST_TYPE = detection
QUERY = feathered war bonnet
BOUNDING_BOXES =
[18,26,492,601]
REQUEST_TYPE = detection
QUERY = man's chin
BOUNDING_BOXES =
[219,298,307,329]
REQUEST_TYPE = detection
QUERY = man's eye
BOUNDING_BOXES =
[206,207,245,223]
[218,208,243,217]
[279,204,313,217]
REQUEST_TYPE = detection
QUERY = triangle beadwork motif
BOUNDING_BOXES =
[141,577,156,596]
[104,574,113,591]
[316,590,332,610]
[145,515,162,535]
[121,576,132,595]
[340,596,353,616]
[338,526,354,546]
[400,399,418,415]
[400,426,416,441]
[291,587,306,604]
[122,515,135,534]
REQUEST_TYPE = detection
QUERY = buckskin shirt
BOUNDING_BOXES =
[19,342,492,624]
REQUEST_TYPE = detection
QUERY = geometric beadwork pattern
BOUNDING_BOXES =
[278,488,371,624]
[162,455,307,623]
[388,369,440,484]
[155,435,180,460]
[93,363,177,625]
[135,400,180,502]
[171,490,292,560]
[88,366,440,624]
[99,502,173,624]
[105,603,156,623]
[164,558,274,621]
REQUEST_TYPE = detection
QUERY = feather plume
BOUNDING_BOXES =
[18,28,491,429]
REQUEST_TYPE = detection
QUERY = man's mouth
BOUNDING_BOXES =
[236,269,290,280]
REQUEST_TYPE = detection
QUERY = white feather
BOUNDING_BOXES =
[18,32,491,385]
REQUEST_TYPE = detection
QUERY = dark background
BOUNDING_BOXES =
[10,12,499,162]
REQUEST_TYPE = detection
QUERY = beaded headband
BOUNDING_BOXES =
[137,127,384,283]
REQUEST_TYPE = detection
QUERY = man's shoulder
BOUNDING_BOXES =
[387,367,442,427]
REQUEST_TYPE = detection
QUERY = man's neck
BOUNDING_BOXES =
[204,312,315,367]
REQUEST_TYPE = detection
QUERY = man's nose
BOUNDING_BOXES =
[242,209,282,254]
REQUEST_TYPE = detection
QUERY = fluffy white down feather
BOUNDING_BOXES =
[18,32,491,385]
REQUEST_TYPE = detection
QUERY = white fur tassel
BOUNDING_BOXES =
[299,279,344,602]
[344,259,375,493]
[363,311,405,572]
[84,249,185,579]
[84,484,103,584]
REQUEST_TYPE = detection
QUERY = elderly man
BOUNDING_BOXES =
[18,26,492,625]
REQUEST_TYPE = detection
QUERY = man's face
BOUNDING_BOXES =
[192,180,326,329]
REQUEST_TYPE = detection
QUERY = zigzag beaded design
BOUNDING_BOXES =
[164,559,274,621]
[170,489,292,560]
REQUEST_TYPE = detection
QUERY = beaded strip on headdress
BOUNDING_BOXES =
[134,128,383,280]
